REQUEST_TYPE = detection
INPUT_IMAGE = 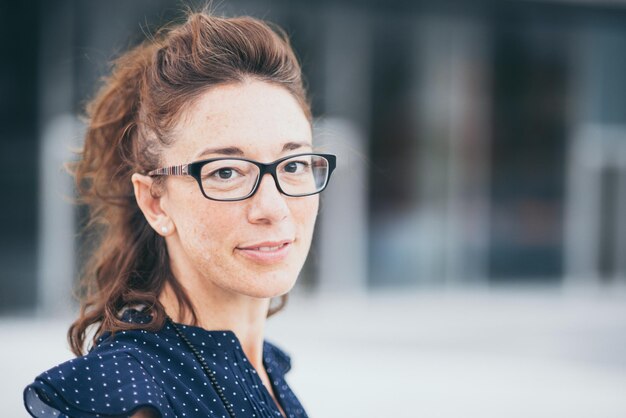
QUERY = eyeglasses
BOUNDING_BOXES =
[147,153,337,201]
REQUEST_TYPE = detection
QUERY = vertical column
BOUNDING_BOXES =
[315,6,371,293]
[412,16,491,285]
[38,116,82,315]
[315,118,369,293]
[565,24,626,284]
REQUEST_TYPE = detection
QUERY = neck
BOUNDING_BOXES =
[159,279,271,373]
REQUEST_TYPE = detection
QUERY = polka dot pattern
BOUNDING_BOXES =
[23,309,308,417]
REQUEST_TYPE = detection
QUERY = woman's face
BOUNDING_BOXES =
[160,79,318,299]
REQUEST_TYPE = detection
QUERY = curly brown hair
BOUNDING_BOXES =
[68,9,311,356]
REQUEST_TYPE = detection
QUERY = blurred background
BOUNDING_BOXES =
[2,0,626,417]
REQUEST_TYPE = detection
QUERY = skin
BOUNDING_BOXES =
[131,79,318,418]
[125,408,159,418]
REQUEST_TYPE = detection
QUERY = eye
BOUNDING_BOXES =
[216,168,234,179]
[283,160,309,174]
[203,167,244,182]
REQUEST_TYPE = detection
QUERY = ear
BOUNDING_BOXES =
[131,173,173,236]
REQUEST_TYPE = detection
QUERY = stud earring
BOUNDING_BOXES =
[161,226,168,235]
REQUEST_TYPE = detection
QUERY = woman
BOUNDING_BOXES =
[23,9,335,418]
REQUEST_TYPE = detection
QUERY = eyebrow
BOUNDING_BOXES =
[194,141,312,159]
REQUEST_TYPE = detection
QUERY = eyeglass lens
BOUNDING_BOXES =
[199,154,330,199]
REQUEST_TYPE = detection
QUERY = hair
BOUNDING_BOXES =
[67,8,311,356]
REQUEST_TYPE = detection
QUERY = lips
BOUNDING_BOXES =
[236,240,293,264]
[239,242,289,251]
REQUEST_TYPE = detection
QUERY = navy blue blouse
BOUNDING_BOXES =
[23,309,308,418]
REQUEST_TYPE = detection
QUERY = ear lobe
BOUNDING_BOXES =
[131,173,169,232]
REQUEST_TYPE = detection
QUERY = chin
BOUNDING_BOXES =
[239,269,299,299]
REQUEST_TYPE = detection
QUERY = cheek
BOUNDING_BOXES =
[175,204,244,277]
[293,196,319,235]
[184,205,241,248]
[169,190,238,251]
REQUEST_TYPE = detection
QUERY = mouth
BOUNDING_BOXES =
[236,240,293,264]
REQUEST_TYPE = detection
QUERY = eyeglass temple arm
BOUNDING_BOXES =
[147,164,190,176]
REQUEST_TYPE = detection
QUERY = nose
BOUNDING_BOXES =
[246,173,289,224]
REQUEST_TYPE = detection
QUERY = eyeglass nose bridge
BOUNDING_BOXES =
[248,160,287,199]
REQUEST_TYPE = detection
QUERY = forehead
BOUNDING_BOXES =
[166,80,312,163]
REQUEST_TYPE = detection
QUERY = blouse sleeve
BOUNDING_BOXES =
[264,340,292,375]
[23,351,172,418]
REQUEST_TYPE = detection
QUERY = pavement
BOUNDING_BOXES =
[2,285,626,417]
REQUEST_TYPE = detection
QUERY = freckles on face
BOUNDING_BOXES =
[161,80,318,298]
[170,189,319,298]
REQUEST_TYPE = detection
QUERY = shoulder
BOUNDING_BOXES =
[24,319,174,417]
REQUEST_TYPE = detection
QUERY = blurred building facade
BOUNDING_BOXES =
[2,0,626,315]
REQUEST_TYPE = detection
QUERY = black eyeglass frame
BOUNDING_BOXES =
[147,152,337,202]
